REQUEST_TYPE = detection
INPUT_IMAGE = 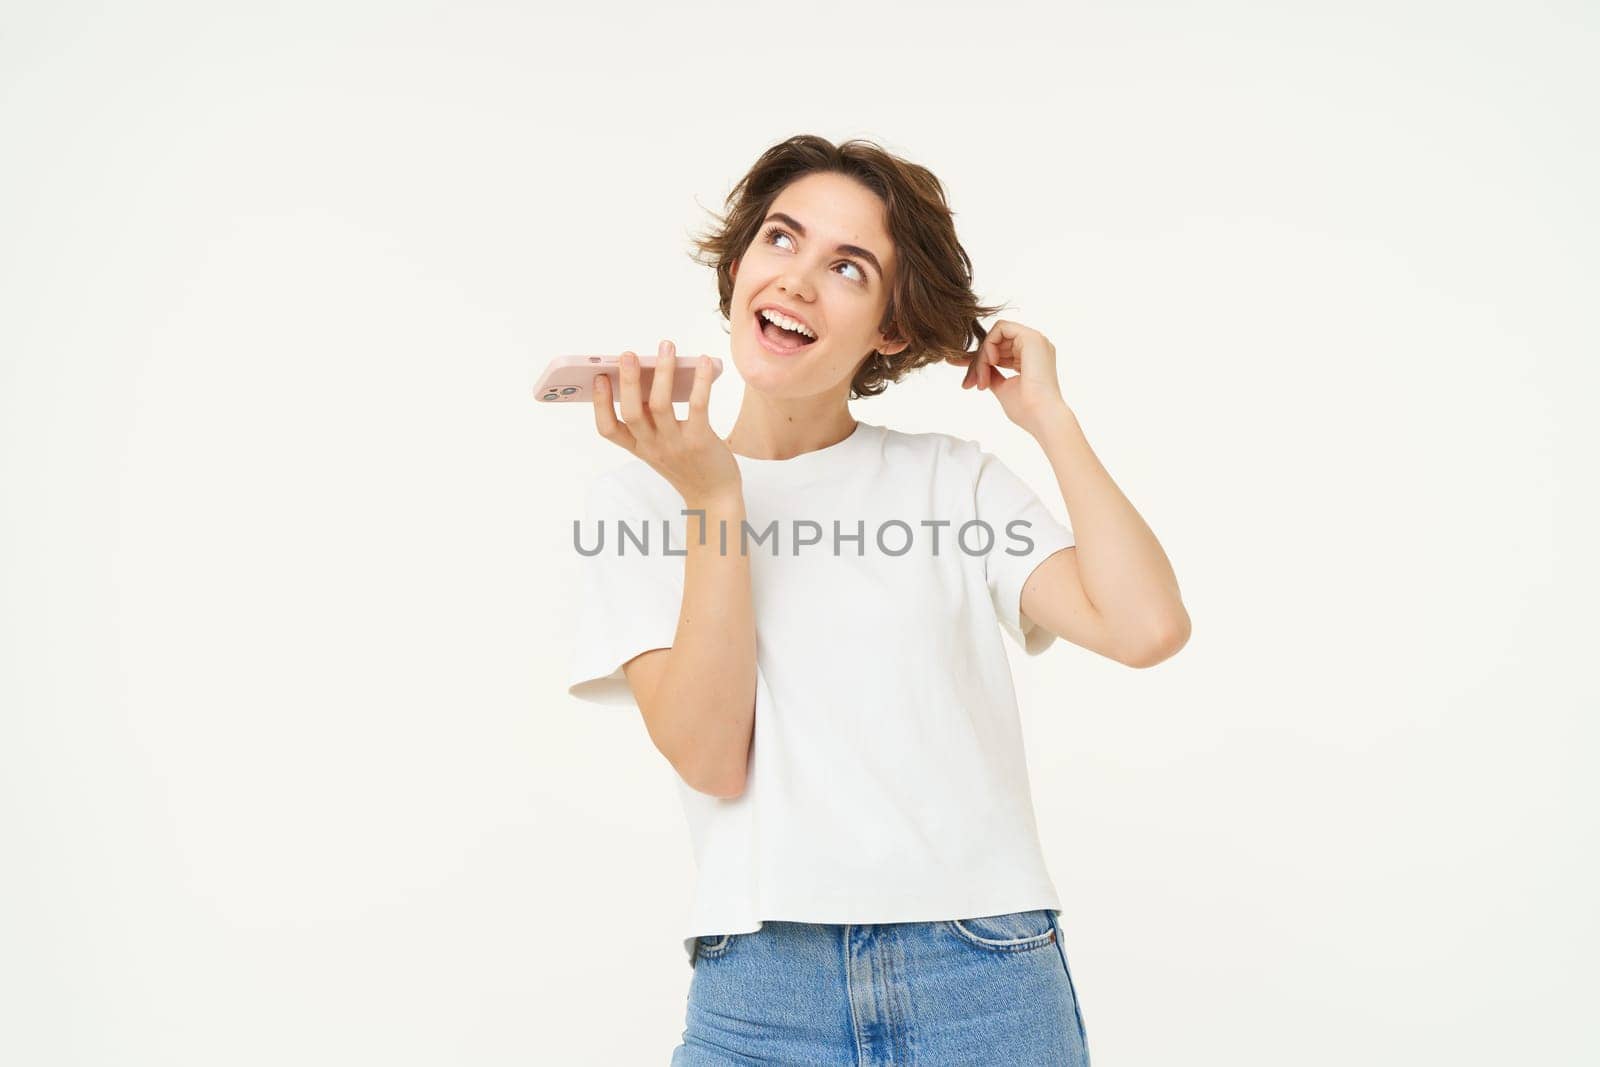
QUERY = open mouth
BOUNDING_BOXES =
[754,308,819,353]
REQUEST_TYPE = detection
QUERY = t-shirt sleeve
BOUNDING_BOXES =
[566,472,686,708]
[974,446,1076,656]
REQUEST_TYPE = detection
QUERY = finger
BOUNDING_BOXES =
[618,349,652,435]
[984,321,1019,367]
[977,321,1023,389]
[592,372,637,451]
[988,319,1022,343]
[984,364,1016,400]
[686,353,714,427]
[972,329,999,389]
[648,339,678,423]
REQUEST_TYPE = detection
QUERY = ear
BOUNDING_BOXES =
[877,319,909,357]
[730,257,739,280]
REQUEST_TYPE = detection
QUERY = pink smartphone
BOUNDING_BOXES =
[534,354,725,404]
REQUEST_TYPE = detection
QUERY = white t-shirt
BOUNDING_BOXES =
[565,419,1076,964]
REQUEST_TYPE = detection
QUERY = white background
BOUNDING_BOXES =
[3,1,1595,1063]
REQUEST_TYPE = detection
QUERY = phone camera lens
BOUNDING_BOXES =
[560,387,577,395]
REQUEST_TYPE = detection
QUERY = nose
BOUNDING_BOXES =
[778,265,816,303]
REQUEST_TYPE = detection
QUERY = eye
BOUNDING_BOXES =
[762,225,795,251]
[761,225,868,285]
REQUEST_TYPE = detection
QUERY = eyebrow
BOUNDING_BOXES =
[762,212,884,281]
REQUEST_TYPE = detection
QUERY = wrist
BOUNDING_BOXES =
[1027,403,1079,441]
[682,488,745,514]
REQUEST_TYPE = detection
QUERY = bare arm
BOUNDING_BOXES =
[594,340,755,799]
[951,320,1190,666]
[621,491,756,798]
[1022,406,1190,667]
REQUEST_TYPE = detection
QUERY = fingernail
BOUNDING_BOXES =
[660,340,672,354]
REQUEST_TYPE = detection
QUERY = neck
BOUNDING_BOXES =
[727,395,858,461]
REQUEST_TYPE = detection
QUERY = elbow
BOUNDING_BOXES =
[655,686,756,800]
[673,725,752,800]
[682,759,748,800]
[705,776,748,801]
[1124,612,1191,669]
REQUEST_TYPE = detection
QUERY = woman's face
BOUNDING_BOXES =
[728,171,908,398]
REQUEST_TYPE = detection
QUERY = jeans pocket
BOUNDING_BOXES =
[691,932,738,962]
[943,909,1059,953]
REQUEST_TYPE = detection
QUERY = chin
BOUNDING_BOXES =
[735,352,817,400]
[732,323,796,373]
[731,318,849,401]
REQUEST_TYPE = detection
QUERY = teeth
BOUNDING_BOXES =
[759,308,816,339]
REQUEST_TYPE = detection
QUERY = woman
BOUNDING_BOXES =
[567,134,1190,1065]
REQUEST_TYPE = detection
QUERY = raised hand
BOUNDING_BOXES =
[592,339,743,506]
[944,320,1071,436]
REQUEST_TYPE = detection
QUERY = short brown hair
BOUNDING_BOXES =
[688,134,1007,399]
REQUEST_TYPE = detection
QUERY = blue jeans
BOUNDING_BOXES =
[671,908,1090,1066]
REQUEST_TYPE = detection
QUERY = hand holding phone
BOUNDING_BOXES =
[550,341,742,506]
